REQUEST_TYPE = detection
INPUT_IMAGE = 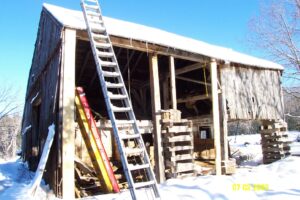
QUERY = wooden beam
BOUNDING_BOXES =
[220,85,229,165]
[175,62,204,76]
[149,54,165,183]
[176,76,211,86]
[61,28,76,198]
[210,59,222,176]
[76,31,210,65]
[177,94,211,104]
[162,80,169,109]
[109,35,209,63]
[169,56,177,110]
[219,65,229,173]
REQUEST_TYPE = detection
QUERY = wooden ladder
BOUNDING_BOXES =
[80,0,160,199]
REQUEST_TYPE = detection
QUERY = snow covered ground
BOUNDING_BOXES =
[1,131,300,200]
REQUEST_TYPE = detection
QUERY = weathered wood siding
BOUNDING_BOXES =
[220,66,283,120]
[21,8,63,196]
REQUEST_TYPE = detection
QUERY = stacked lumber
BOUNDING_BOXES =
[161,110,195,179]
[260,120,291,164]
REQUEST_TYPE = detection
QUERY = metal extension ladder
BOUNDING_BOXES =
[80,0,160,199]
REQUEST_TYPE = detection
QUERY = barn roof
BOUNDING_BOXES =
[43,3,284,70]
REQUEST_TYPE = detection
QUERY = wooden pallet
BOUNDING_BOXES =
[260,120,291,164]
[161,119,195,179]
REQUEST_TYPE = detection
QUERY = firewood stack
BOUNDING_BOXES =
[260,120,291,164]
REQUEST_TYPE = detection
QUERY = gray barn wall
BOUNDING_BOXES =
[220,66,284,120]
[21,8,63,195]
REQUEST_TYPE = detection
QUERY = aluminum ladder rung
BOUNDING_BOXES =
[95,41,111,49]
[108,92,127,100]
[102,71,119,77]
[84,0,98,3]
[120,134,140,140]
[134,180,155,189]
[105,82,123,88]
[86,11,101,17]
[91,26,106,33]
[128,163,150,171]
[100,61,117,67]
[111,105,131,112]
[85,4,99,10]
[125,147,144,156]
[93,33,108,40]
[97,51,114,58]
[116,120,135,125]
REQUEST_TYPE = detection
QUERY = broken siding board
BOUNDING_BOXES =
[221,66,283,120]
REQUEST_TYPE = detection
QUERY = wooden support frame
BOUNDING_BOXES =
[175,62,204,76]
[210,59,222,175]
[177,94,211,104]
[169,56,177,110]
[176,76,211,86]
[149,54,165,183]
[61,28,76,198]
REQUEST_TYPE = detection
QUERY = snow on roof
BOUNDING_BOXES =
[43,3,284,70]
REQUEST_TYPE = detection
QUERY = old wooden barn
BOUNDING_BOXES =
[21,3,285,199]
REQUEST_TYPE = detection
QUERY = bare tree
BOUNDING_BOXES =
[0,115,21,159]
[0,84,21,159]
[0,84,19,120]
[248,0,300,88]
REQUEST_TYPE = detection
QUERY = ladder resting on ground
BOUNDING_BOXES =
[80,0,161,199]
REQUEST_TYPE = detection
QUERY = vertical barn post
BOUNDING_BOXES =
[210,59,222,175]
[220,85,229,172]
[149,53,165,183]
[61,28,76,198]
[169,56,177,110]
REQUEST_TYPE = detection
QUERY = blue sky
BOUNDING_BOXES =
[0,0,261,105]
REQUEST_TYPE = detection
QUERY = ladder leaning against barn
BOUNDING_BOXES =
[80,0,161,199]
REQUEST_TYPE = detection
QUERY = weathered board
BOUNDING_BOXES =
[220,66,284,120]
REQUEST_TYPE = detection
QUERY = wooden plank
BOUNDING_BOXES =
[210,59,222,175]
[163,126,192,133]
[164,135,192,143]
[29,124,56,196]
[177,94,211,104]
[149,54,165,183]
[169,56,177,109]
[166,154,193,161]
[166,146,193,151]
[61,28,76,199]
[176,76,211,86]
